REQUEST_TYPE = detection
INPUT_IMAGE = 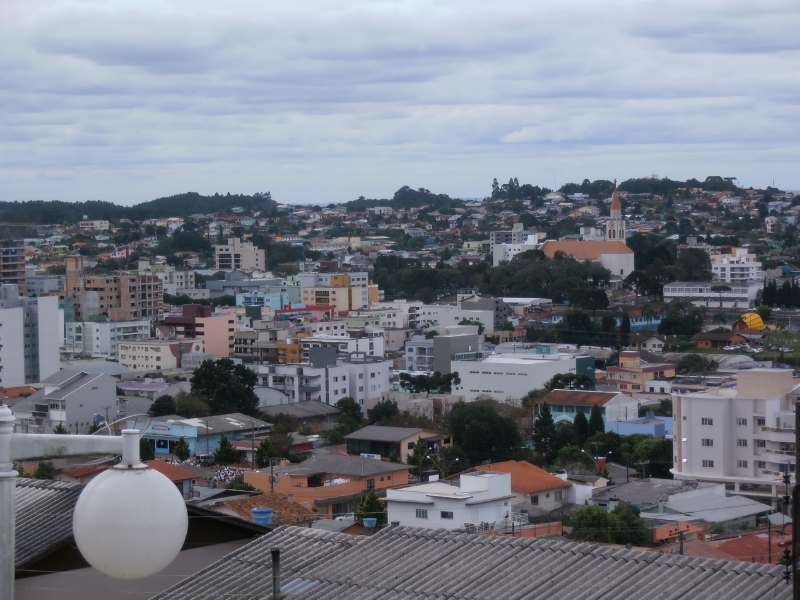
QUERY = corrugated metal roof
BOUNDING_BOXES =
[150,525,792,600]
[15,477,82,568]
[344,425,424,442]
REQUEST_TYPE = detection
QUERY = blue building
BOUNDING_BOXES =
[236,287,302,310]
[135,413,272,458]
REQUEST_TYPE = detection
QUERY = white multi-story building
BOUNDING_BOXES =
[451,350,594,404]
[672,369,799,501]
[118,339,204,371]
[299,333,385,362]
[710,248,764,284]
[64,320,151,359]
[0,284,61,386]
[387,472,513,531]
[79,219,111,232]
[139,260,197,296]
[415,304,495,336]
[663,280,761,308]
[492,234,541,267]
[214,237,266,272]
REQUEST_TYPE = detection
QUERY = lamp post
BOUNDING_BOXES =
[0,404,188,600]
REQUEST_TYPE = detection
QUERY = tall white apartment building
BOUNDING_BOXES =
[214,238,266,272]
[64,319,151,359]
[672,369,799,501]
[711,247,764,284]
[492,234,541,267]
[138,260,197,295]
[0,284,61,386]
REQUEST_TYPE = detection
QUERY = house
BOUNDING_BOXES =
[10,370,120,434]
[146,460,198,499]
[244,453,410,518]
[541,239,634,279]
[605,351,676,394]
[471,460,571,515]
[259,401,339,432]
[693,331,746,350]
[344,425,450,463]
[386,472,513,531]
[540,389,640,424]
[149,525,792,600]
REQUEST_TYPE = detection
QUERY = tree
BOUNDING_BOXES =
[191,359,259,416]
[676,354,718,374]
[368,400,400,424]
[554,444,594,470]
[140,438,155,461]
[573,410,589,446]
[618,313,631,348]
[546,373,595,391]
[408,439,432,477]
[149,394,177,417]
[448,401,522,465]
[53,423,68,434]
[324,397,364,444]
[214,436,239,465]
[174,437,190,461]
[556,309,598,347]
[531,403,558,464]
[174,391,210,417]
[571,503,644,545]
[356,489,386,526]
[588,404,605,437]
[671,248,711,282]
[34,461,56,480]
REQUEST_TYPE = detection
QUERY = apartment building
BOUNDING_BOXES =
[64,255,162,321]
[64,319,151,359]
[138,259,197,295]
[160,304,236,358]
[492,234,541,266]
[672,369,799,500]
[451,349,594,403]
[79,219,111,232]
[0,284,61,386]
[299,332,385,362]
[118,339,204,371]
[0,239,26,295]
[489,223,530,255]
[296,271,371,311]
[214,237,266,272]
[414,304,496,335]
[711,247,764,283]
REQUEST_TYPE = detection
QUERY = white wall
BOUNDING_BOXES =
[599,252,635,279]
[35,295,61,381]
[0,306,25,386]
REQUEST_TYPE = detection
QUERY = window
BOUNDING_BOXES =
[736,439,748,448]
[531,495,539,505]
[440,511,453,520]
[702,459,715,468]
[366,478,374,490]
[415,509,428,519]
[701,438,714,447]
[737,460,748,468]
[736,417,748,426]
[701,417,713,426]
[756,439,766,448]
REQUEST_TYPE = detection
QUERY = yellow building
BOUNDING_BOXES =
[606,351,675,393]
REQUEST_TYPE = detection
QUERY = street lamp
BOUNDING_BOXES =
[0,404,188,599]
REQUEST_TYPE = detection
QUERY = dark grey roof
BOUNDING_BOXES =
[15,477,82,568]
[260,402,339,419]
[280,453,408,477]
[150,525,791,600]
[149,413,272,435]
[344,425,425,442]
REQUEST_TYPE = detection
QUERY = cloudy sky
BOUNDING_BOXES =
[1,0,799,205]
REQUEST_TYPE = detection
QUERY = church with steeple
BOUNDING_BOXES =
[605,184,625,241]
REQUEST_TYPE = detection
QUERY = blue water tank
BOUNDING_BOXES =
[362,517,377,529]
[252,507,273,526]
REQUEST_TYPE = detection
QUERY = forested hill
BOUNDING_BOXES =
[344,185,464,212]
[0,192,276,224]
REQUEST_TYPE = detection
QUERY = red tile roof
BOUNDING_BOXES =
[146,460,198,482]
[542,389,619,407]
[473,460,570,495]
[542,240,632,260]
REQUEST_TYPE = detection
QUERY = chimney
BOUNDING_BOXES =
[271,548,281,598]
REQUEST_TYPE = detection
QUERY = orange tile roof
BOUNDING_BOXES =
[0,386,36,399]
[222,493,314,526]
[542,240,632,260]
[542,389,619,407]
[473,460,570,495]
[146,460,198,482]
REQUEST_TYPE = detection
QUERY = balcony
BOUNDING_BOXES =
[758,427,795,444]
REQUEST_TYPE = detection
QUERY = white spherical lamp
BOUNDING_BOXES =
[72,430,188,579]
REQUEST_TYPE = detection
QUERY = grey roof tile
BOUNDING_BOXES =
[150,525,792,600]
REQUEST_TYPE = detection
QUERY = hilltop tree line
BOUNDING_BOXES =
[762,280,800,308]
[0,192,276,224]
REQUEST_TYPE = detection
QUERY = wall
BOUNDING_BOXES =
[0,306,25,386]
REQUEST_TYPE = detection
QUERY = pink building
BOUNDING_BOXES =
[196,310,236,358]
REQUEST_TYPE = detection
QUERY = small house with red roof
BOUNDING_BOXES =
[540,389,640,424]
[472,460,572,515]
[146,460,198,499]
